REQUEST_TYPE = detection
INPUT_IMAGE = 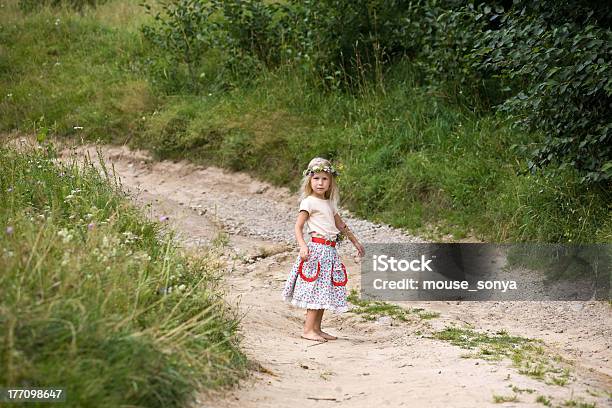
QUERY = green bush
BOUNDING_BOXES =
[472,3,612,184]
[141,0,221,93]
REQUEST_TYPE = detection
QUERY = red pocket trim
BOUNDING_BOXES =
[332,263,348,286]
[298,259,320,282]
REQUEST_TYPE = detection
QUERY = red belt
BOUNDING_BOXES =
[311,236,336,247]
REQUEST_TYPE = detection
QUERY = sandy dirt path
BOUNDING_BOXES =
[57,142,611,408]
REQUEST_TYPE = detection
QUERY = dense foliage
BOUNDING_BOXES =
[469,2,612,185]
[142,0,612,185]
[141,0,221,88]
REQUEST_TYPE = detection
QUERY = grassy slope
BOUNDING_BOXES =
[0,140,247,407]
[1,0,609,242]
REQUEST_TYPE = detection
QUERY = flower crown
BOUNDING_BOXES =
[302,164,339,177]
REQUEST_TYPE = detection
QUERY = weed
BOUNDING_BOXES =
[319,370,333,381]
[493,394,518,403]
[536,395,552,406]
[212,230,230,248]
[434,326,573,385]
[562,400,596,408]
[347,289,438,322]
[510,385,535,394]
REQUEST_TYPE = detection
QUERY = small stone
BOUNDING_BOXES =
[376,316,393,325]
[249,185,269,194]
[571,303,584,312]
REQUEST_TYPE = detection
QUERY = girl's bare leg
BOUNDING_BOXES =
[302,309,326,341]
[314,309,337,340]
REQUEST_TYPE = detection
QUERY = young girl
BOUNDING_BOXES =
[282,157,365,342]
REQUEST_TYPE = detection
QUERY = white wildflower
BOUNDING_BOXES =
[57,228,73,244]
[122,231,139,244]
[61,252,70,266]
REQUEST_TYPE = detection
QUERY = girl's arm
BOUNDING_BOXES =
[295,211,310,260]
[334,214,365,257]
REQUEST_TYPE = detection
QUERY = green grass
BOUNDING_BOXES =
[1,0,610,243]
[562,400,597,408]
[536,395,552,406]
[347,289,439,321]
[510,385,535,394]
[492,393,518,403]
[0,141,247,407]
[434,326,574,386]
[0,0,158,143]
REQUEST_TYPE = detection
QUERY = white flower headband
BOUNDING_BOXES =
[302,164,339,177]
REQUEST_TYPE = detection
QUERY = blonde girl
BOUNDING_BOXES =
[282,157,365,342]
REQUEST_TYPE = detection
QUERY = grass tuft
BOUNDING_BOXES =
[493,393,518,403]
[347,289,439,322]
[434,326,573,386]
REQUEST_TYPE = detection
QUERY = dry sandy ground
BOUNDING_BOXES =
[52,141,610,408]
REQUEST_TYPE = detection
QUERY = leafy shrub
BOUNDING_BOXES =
[472,2,612,184]
[141,0,221,92]
[279,0,414,89]
[215,0,284,67]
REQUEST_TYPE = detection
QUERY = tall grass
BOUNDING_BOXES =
[0,139,247,407]
[1,0,609,243]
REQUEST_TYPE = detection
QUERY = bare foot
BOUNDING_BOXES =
[317,330,337,340]
[301,332,327,342]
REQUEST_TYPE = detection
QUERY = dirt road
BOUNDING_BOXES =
[60,143,611,408]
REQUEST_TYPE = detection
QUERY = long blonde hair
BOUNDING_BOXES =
[299,157,340,212]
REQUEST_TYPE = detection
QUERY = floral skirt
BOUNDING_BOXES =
[282,241,349,313]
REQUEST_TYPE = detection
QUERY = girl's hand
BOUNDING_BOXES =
[354,241,365,258]
[299,245,309,261]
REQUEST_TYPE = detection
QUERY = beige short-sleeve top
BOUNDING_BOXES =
[299,195,340,240]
